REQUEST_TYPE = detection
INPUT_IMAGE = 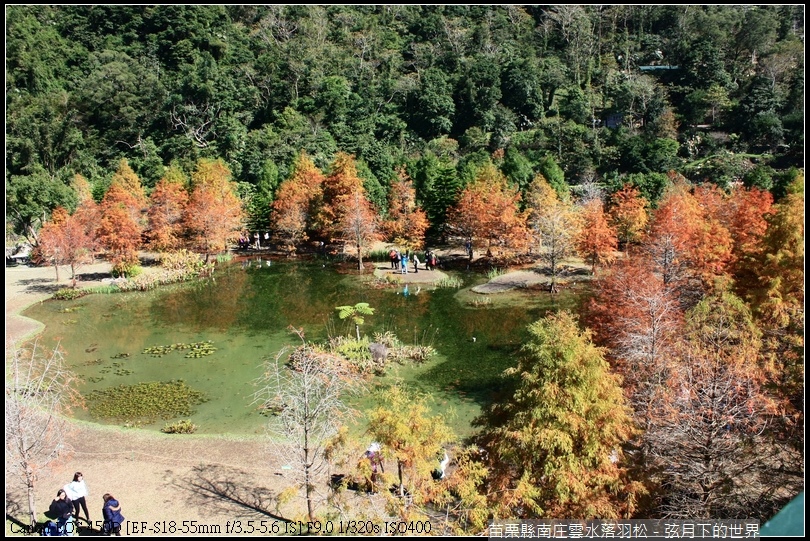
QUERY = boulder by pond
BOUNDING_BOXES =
[369,342,388,364]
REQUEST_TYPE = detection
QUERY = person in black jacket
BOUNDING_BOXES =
[49,489,74,536]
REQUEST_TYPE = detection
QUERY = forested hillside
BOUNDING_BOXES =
[6,5,804,242]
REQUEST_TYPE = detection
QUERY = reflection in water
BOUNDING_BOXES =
[23,258,586,437]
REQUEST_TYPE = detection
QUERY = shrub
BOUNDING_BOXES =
[52,288,87,300]
[112,262,143,278]
[160,249,204,272]
[367,249,390,262]
[330,336,372,361]
[435,275,463,289]
[469,295,492,306]
[82,285,121,295]
[372,331,402,349]
[161,419,198,434]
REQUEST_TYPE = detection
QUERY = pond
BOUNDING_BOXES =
[23,257,588,438]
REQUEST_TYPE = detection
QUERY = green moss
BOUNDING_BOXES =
[142,341,217,358]
[87,380,208,423]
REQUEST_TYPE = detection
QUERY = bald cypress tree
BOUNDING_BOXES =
[477,311,644,519]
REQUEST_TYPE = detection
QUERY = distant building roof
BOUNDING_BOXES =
[639,65,679,71]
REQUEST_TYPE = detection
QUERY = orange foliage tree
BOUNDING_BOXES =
[270,152,325,254]
[587,255,683,435]
[608,184,649,249]
[70,173,100,257]
[445,163,529,258]
[184,158,244,261]
[643,183,733,292]
[576,199,618,274]
[716,186,775,290]
[747,173,804,433]
[146,165,189,252]
[36,207,96,285]
[383,167,429,250]
[97,160,148,272]
[337,188,382,271]
[317,152,364,241]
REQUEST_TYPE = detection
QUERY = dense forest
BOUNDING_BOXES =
[6,5,804,241]
[5,5,804,530]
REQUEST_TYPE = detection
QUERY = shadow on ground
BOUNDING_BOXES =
[176,464,293,524]
[16,277,62,295]
[76,271,113,282]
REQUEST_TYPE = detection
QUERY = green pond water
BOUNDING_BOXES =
[22,257,587,438]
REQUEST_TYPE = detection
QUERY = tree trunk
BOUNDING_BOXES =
[26,471,37,531]
[53,264,60,282]
[550,258,558,293]
[357,244,363,272]
[397,460,405,498]
[304,404,315,521]
[355,324,361,341]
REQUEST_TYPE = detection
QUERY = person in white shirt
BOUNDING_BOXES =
[64,471,90,524]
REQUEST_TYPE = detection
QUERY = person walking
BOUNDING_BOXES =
[102,493,125,536]
[64,472,90,525]
[412,253,420,273]
[401,251,409,274]
[389,249,398,270]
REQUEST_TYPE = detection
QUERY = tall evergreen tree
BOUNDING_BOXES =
[477,311,643,519]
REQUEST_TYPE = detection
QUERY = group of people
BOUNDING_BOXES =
[388,249,439,273]
[47,472,124,536]
[237,231,271,250]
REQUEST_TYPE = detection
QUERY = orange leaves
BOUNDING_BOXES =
[98,203,142,267]
[311,153,381,268]
[184,159,244,258]
[319,152,365,238]
[37,206,96,282]
[146,178,188,251]
[383,167,429,249]
[271,152,325,247]
[576,200,618,274]
[446,163,529,255]
[608,184,648,248]
[337,188,381,270]
[644,183,732,287]
[98,163,147,268]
